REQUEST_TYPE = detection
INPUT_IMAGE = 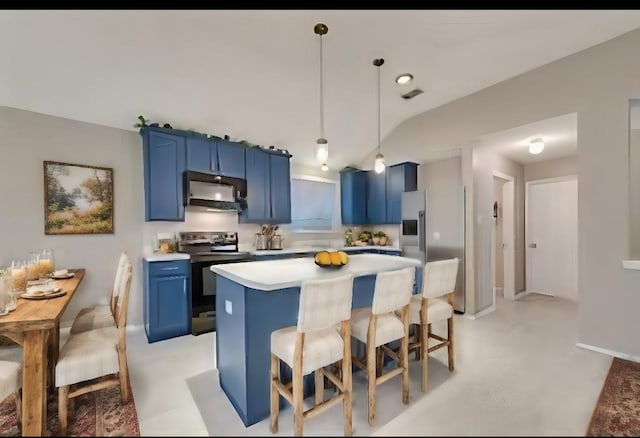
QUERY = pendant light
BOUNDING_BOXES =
[373,58,386,174]
[314,23,329,171]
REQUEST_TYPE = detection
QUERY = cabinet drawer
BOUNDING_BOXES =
[148,260,190,277]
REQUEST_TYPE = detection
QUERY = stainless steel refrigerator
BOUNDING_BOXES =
[400,190,466,313]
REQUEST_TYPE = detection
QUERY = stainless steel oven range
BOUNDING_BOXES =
[178,231,251,335]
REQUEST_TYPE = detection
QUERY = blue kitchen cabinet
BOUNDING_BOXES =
[340,169,367,225]
[144,259,191,343]
[186,137,218,174]
[366,171,387,224]
[269,153,291,224]
[386,162,418,224]
[217,140,246,179]
[143,129,187,221]
[241,147,291,224]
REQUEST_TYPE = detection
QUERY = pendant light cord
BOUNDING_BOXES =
[319,33,324,140]
[377,60,381,154]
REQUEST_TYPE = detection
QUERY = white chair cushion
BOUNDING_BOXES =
[350,307,405,347]
[271,326,344,376]
[0,356,22,401]
[70,305,115,334]
[56,326,119,387]
[407,295,453,325]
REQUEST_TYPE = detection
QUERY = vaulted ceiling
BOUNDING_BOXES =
[1,10,640,169]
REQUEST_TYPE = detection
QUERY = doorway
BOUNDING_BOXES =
[525,176,578,300]
[492,171,516,302]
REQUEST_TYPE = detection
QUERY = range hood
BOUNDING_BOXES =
[184,171,247,212]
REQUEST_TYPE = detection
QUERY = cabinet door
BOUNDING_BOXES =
[366,171,387,224]
[149,274,190,341]
[186,137,218,174]
[386,163,418,224]
[144,130,186,221]
[241,147,271,223]
[217,141,246,179]
[340,171,367,225]
[269,154,291,224]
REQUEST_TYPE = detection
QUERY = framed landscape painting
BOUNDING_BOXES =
[44,161,114,235]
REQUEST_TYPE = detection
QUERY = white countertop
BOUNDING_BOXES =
[144,253,191,262]
[211,253,421,291]
[250,245,402,256]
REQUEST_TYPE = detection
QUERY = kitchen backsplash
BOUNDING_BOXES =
[143,209,401,254]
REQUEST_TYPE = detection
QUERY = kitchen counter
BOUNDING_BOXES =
[248,245,402,257]
[213,252,423,427]
[143,252,191,262]
[211,253,419,291]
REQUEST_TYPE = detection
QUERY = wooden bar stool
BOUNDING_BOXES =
[270,273,354,436]
[350,266,414,427]
[408,258,459,392]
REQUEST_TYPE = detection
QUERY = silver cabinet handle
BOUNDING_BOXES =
[160,266,179,271]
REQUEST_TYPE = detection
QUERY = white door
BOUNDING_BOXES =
[526,178,578,300]
[502,180,515,299]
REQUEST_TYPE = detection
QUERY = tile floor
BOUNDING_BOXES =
[126,293,613,436]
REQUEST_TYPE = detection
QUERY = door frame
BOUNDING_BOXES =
[524,174,578,296]
[492,170,516,304]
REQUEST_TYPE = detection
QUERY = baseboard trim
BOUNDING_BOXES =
[464,304,496,320]
[576,342,640,363]
[515,290,531,300]
[58,322,143,334]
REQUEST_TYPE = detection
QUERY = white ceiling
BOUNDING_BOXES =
[1,10,639,169]
[475,112,577,165]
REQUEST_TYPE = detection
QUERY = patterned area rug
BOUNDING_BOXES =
[587,357,640,436]
[0,373,140,436]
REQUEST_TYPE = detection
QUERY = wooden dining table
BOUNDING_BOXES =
[0,268,85,436]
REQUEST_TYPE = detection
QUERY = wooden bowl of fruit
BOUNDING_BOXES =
[314,251,349,269]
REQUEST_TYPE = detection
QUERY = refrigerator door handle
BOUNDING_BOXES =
[418,210,426,252]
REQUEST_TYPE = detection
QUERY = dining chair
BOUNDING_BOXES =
[350,266,414,427]
[69,252,127,334]
[407,258,459,392]
[0,345,23,429]
[270,273,354,437]
[55,256,132,435]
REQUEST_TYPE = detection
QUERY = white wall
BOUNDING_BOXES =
[0,106,144,327]
[369,27,640,357]
[629,127,640,257]
[493,177,506,290]
[524,155,577,182]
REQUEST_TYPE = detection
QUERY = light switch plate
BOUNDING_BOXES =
[225,300,232,315]
[433,231,440,240]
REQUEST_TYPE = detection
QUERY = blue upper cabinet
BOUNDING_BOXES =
[366,171,387,224]
[386,162,418,224]
[269,153,291,224]
[143,129,187,221]
[340,169,367,225]
[217,140,246,179]
[186,137,218,174]
[241,147,292,224]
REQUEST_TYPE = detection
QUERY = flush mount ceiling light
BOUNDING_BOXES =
[314,23,329,171]
[374,58,386,174]
[529,138,545,154]
[395,73,413,85]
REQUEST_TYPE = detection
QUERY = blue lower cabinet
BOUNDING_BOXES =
[144,260,191,343]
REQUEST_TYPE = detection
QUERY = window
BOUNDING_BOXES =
[288,174,338,231]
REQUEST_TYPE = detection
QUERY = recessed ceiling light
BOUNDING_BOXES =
[320,163,329,171]
[529,138,545,155]
[396,73,414,85]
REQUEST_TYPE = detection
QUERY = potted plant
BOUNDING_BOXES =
[374,231,388,246]
[358,231,371,245]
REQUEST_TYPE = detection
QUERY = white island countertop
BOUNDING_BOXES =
[211,253,422,291]
[249,245,401,256]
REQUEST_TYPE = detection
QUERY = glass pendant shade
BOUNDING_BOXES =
[374,153,386,174]
[320,163,329,172]
[316,139,328,162]
[529,138,544,154]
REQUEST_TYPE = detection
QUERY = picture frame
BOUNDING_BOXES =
[44,161,114,235]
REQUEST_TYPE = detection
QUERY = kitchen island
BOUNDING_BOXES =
[211,253,423,427]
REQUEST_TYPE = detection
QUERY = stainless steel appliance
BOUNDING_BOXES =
[400,190,466,313]
[178,231,251,335]
[183,171,248,212]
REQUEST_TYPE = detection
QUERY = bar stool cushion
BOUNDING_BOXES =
[350,307,404,347]
[55,326,119,387]
[408,296,453,325]
[271,326,344,376]
[70,305,115,334]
